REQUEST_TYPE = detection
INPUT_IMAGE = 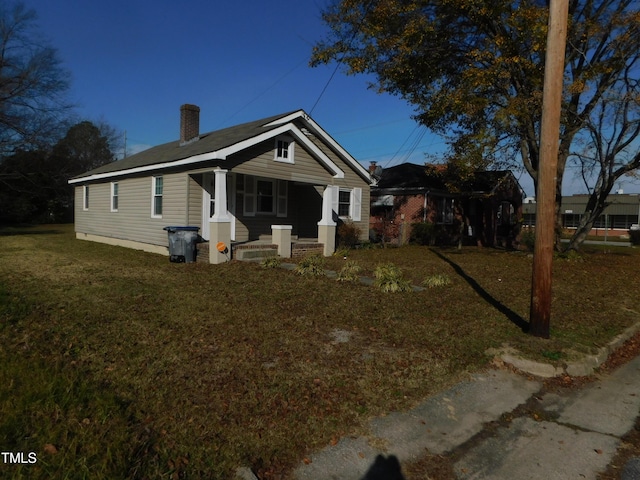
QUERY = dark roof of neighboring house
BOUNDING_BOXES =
[71,110,300,180]
[373,162,518,194]
[374,163,447,190]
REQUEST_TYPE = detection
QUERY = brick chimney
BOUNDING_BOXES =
[180,104,200,145]
[368,161,378,175]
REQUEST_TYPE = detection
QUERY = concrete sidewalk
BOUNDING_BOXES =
[292,354,640,480]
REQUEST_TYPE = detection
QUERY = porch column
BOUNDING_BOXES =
[317,185,337,257]
[271,225,292,258]
[209,168,231,264]
[212,168,230,222]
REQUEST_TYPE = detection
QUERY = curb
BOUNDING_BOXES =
[496,321,640,378]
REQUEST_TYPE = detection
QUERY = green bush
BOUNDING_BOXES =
[422,273,453,288]
[338,221,362,248]
[261,256,282,268]
[410,222,436,245]
[520,229,535,251]
[295,254,326,276]
[337,261,362,282]
[374,263,412,293]
[555,249,584,262]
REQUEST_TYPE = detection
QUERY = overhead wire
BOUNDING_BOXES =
[309,1,376,115]
[215,57,309,129]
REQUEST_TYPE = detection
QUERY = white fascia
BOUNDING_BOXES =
[264,110,372,183]
[216,122,344,178]
[68,151,226,184]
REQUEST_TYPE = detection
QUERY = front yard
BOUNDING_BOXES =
[1,225,638,479]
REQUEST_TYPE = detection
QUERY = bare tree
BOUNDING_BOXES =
[566,69,640,249]
[0,1,72,155]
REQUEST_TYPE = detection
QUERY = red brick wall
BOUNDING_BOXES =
[371,193,439,244]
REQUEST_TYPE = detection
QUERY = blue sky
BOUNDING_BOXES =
[28,1,446,161]
[25,0,639,196]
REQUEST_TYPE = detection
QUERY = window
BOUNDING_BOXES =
[437,197,454,224]
[338,190,351,217]
[256,179,275,214]
[336,187,362,221]
[498,201,516,226]
[274,137,294,163]
[111,182,119,212]
[563,213,581,228]
[83,185,89,210]
[152,176,163,217]
[242,175,288,217]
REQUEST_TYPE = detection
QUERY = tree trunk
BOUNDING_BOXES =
[565,189,611,251]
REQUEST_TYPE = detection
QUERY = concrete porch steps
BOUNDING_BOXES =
[196,241,324,263]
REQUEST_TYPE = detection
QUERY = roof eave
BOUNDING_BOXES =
[69,121,347,184]
[265,110,372,184]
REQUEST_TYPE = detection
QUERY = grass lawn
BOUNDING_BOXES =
[1,225,638,479]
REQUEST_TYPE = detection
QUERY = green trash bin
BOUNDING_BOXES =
[163,226,200,263]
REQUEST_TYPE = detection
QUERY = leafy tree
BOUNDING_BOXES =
[0,1,72,155]
[0,149,52,223]
[311,0,640,250]
[0,121,116,224]
[50,121,116,175]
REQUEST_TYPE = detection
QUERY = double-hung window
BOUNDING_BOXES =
[338,190,351,217]
[336,188,362,221]
[256,179,274,214]
[242,175,287,217]
[152,176,163,218]
[437,197,454,224]
[111,182,119,212]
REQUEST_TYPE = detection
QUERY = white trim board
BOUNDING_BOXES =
[69,121,346,184]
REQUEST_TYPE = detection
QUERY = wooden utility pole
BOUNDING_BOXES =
[529,0,569,338]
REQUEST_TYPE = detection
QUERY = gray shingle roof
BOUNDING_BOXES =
[71,110,301,180]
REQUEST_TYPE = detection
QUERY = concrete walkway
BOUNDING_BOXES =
[291,353,640,480]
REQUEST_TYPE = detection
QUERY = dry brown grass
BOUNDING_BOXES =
[1,225,638,479]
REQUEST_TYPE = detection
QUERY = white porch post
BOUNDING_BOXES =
[212,168,230,222]
[317,185,337,256]
[209,168,231,264]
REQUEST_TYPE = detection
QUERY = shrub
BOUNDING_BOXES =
[555,249,584,262]
[410,222,436,245]
[520,229,535,251]
[422,273,452,288]
[337,261,362,282]
[295,254,326,276]
[338,221,362,248]
[374,263,412,293]
[261,256,281,269]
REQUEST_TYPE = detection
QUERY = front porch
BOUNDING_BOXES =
[196,235,324,263]
[195,168,342,264]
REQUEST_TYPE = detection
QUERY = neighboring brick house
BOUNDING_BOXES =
[369,162,523,247]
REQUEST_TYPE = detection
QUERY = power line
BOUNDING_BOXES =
[216,57,309,128]
[309,62,342,115]
[309,1,375,114]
